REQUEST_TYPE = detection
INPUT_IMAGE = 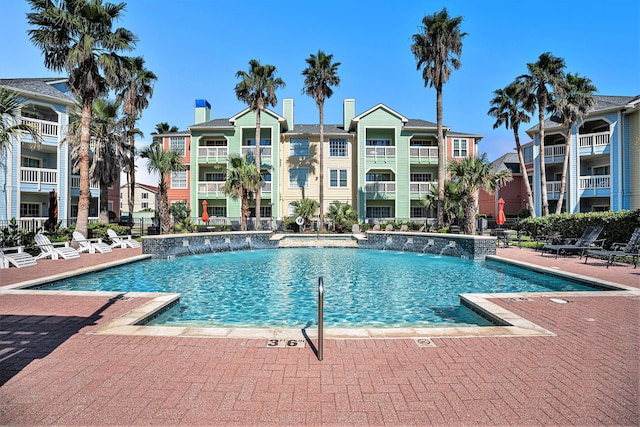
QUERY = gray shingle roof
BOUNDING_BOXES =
[189,118,235,129]
[490,152,521,174]
[0,78,76,104]
[405,119,437,128]
[284,124,351,135]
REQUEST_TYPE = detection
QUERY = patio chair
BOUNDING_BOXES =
[1,246,38,268]
[541,226,604,259]
[107,229,141,249]
[385,224,394,232]
[399,225,408,232]
[34,233,80,260]
[584,227,640,269]
[535,231,563,251]
[352,224,361,234]
[72,231,112,254]
[372,224,381,231]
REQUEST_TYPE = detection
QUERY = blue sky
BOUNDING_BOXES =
[2,0,639,184]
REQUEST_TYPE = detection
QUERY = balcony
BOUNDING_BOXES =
[579,131,609,148]
[21,167,57,185]
[365,147,396,162]
[241,146,272,159]
[543,144,565,162]
[409,181,436,197]
[20,117,59,138]
[197,181,226,197]
[198,146,228,162]
[545,181,563,200]
[409,147,438,163]
[70,175,100,189]
[365,182,396,198]
[580,175,610,191]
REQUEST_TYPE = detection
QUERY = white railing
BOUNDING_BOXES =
[579,175,610,190]
[544,144,565,157]
[198,146,228,159]
[20,117,59,137]
[365,146,396,159]
[241,146,272,158]
[197,181,226,195]
[20,167,57,186]
[545,180,562,195]
[365,182,396,194]
[261,182,272,193]
[409,181,436,195]
[409,147,438,161]
[70,175,100,189]
[579,131,610,148]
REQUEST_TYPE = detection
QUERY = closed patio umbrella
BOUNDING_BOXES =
[202,200,209,223]
[48,189,58,232]
[497,197,506,227]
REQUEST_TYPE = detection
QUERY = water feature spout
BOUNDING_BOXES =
[439,240,457,255]
[382,236,393,251]
[245,236,252,249]
[224,237,232,251]
[422,239,435,253]
[401,237,414,252]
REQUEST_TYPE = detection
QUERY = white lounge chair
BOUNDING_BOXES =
[107,229,140,248]
[72,231,112,254]
[1,246,38,268]
[34,233,80,260]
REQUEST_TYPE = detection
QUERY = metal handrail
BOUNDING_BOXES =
[318,277,324,361]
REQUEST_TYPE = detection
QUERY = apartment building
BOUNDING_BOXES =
[157,98,482,227]
[120,182,158,214]
[0,78,116,230]
[522,95,640,215]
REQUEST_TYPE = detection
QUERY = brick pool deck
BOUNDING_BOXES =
[1,246,638,425]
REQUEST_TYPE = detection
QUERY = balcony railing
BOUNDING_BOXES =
[198,146,228,160]
[365,182,396,194]
[21,167,57,185]
[197,181,226,195]
[20,117,59,137]
[365,146,396,159]
[70,175,100,189]
[579,131,610,149]
[409,146,438,161]
[543,144,565,157]
[241,146,272,158]
[409,181,436,196]
[579,175,610,190]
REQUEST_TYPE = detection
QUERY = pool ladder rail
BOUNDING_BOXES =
[318,276,324,361]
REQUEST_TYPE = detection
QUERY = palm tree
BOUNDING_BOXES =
[235,59,285,230]
[326,201,357,233]
[448,154,512,235]
[223,154,263,231]
[420,181,465,228]
[27,0,137,238]
[117,56,157,225]
[67,98,123,223]
[488,82,536,217]
[517,52,566,216]
[0,87,40,148]
[301,50,341,233]
[549,73,597,214]
[291,198,319,231]
[140,144,185,234]
[411,8,467,228]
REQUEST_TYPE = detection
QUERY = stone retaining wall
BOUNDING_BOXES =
[142,231,277,258]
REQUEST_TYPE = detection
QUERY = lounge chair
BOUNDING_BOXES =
[372,224,381,231]
[34,233,80,260]
[107,229,141,248]
[584,227,640,268]
[1,246,38,268]
[72,231,112,254]
[352,224,361,234]
[541,226,604,259]
[399,225,408,232]
[385,224,394,232]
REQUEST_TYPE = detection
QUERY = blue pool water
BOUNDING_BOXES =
[40,248,597,328]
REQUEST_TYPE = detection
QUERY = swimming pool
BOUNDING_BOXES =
[39,248,599,329]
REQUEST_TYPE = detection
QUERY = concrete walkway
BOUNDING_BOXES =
[0,246,638,425]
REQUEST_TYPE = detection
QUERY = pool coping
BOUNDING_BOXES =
[2,254,638,340]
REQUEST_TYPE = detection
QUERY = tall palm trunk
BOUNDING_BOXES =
[158,179,170,234]
[513,131,536,217]
[99,184,109,223]
[254,104,262,230]
[128,121,136,224]
[555,133,571,214]
[464,193,477,235]
[436,87,445,228]
[76,100,92,238]
[538,109,549,216]
[318,104,325,232]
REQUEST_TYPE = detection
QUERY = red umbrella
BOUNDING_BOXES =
[497,198,506,226]
[201,200,209,223]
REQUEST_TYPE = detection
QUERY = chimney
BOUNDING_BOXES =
[282,98,294,130]
[195,99,211,124]
[343,98,355,130]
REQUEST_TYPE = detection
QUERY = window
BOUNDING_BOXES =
[411,207,426,218]
[592,165,610,176]
[210,206,226,217]
[141,202,149,209]
[290,138,309,156]
[411,139,437,147]
[288,203,297,216]
[205,172,226,181]
[366,206,392,218]
[246,139,271,146]
[329,169,348,188]
[329,138,348,157]
[453,139,468,157]
[289,168,309,188]
[249,206,272,218]
[169,137,186,156]
[171,171,187,189]
[20,203,40,217]
[21,156,42,168]
[204,139,226,146]
[592,205,610,212]
[410,173,432,182]
[366,172,392,182]
[141,192,149,199]
[21,104,57,122]
[366,139,391,146]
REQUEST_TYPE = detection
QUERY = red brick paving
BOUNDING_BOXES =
[0,246,638,425]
